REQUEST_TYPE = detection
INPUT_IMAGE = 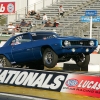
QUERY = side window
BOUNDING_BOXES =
[31,33,50,40]
[21,34,31,42]
[11,37,21,45]
[11,34,31,45]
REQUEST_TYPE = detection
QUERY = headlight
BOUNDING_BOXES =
[64,40,71,46]
[89,41,94,46]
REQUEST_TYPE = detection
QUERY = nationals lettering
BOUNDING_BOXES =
[0,69,67,91]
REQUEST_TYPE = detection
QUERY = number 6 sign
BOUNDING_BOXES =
[0,2,15,14]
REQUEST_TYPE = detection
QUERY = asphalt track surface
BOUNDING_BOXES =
[0,93,51,100]
[0,67,100,100]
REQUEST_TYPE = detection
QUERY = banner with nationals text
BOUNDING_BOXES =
[61,73,100,98]
[0,67,67,92]
[0,2,15,14]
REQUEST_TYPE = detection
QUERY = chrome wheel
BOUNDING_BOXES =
[76,54,90,68]
[78,54,85,63]
[44,52,53,64]
[43,48,58,68]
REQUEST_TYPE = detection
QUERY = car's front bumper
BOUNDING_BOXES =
[56,46,97,55]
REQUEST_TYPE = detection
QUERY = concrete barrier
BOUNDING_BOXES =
[89,54,100,65]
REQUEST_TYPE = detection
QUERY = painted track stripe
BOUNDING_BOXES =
[0,93,50,100]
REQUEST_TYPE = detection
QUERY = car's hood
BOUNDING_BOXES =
[57,36,95,41]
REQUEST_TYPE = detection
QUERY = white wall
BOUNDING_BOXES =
[28,0,57,11]
[28,0,41,11]
[16,0,27,12]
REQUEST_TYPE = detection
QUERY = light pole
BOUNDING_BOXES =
[27,0,28,14]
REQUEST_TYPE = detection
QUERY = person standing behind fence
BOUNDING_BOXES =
[7,23,15,36]
[58,5,65,17]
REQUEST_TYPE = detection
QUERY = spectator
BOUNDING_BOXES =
[53,19,59,27]
[15,24,21,32]
[58,5,65,17]
[42,13,48,24]
[30,10,36,16]
[26,21,32,29]
[7,23,15,35]
[43,19,53,27]
[35,13,40,20]
[20,19,27,27]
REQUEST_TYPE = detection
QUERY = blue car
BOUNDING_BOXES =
[0,31,98,70]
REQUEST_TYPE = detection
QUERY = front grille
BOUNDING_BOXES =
[70,41,90,46]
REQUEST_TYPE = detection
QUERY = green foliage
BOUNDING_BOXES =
[0,15,7,25]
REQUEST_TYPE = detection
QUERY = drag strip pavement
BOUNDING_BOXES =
[0,93,52,100]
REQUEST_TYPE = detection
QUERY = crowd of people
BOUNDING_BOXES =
[7,19,32,35]
[6,5,65,36]
[42,19,59,28]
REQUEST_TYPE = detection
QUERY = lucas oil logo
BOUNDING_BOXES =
[0,68,67,91]
[65,79,79,87]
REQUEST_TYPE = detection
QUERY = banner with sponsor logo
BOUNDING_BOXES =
[80,16,100,22]
[0,2,15,14]
[61,74,100,98]
[0,67,67,91]
[0,67,100,98]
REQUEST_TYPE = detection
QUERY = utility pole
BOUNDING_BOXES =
[27,0,28,14]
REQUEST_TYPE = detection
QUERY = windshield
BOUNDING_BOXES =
[31,32,58,40]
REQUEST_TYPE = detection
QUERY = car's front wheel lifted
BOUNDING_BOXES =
[75,54,90,71]
[43,48,58,68]
[0,55,12,67]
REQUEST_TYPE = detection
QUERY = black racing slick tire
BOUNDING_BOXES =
[0,55,12,67]
[43,48,58,68]
[76,54,90,71]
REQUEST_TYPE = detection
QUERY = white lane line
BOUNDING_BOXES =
[0,93,49,100]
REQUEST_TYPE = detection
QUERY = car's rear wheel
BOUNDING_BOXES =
[0,55,12,67]
[43,48,58,68]
[76,54,90,71]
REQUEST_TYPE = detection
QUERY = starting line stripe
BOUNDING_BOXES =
[0,93,50,100]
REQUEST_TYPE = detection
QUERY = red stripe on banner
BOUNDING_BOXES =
[61,74,100,98]
[0,2,15,14]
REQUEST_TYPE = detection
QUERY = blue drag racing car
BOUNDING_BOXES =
[0,31,98,70]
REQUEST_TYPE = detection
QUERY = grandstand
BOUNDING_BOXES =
[0,0,100,43]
